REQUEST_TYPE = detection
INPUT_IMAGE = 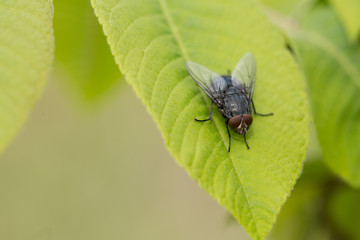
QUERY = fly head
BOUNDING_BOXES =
[228,114,253,135]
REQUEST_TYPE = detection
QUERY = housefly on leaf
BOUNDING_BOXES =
[186,53,273,152]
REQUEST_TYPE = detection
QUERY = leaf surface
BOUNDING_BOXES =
[91,0,309,239]
[0,0,54,152]
[292,7,360,187]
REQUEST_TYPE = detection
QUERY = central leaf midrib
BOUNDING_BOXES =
[159,0,190,61]
[157,0,260,235]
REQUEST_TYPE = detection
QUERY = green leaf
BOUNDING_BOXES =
[53,0,122,102]
[0,0,54,152]
[91,0,309,239]
[291,7,360,187]
[329,0,360,42]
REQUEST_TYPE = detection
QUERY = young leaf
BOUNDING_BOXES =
[0,0,54,152]
[329,0,360,42]
[53,0,122,102]
[291,7,360,187]
[91,0,309,239]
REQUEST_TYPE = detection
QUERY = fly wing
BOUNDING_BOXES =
[231,52,256,100]
[186,61,227,106]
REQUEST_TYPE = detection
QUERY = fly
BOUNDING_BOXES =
[186,52,273,152]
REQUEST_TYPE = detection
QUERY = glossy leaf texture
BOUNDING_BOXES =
[0,0,54,152]
[291,7,360,187]
[91,0,309,239]
[53,0,122,103]
[329,0,360,42]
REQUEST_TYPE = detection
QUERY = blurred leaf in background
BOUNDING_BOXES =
[262,1,360,239]
[291,5,360,187]
[53,0,122,104]
[329,0,360,42]
[271,160,358,240]
[0,0,54,152]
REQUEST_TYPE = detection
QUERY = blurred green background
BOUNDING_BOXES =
[1,0,360,239]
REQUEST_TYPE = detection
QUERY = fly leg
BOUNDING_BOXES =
[194,102,213,122]
[225,120,231,152]
[244,134,250,149]
[251,100,273,116]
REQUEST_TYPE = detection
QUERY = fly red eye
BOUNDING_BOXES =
[228,115,242,129]
[243,114,253,126]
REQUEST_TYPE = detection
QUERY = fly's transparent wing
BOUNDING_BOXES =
[231,52,256,99]
[186,61,227,106]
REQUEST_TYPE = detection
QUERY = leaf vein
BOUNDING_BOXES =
[173,93,203,158]
[149,56,184,106]
[198,140,223,183]
[158,74,191,123]
[158,0,190,60]
[117,14,165,67]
